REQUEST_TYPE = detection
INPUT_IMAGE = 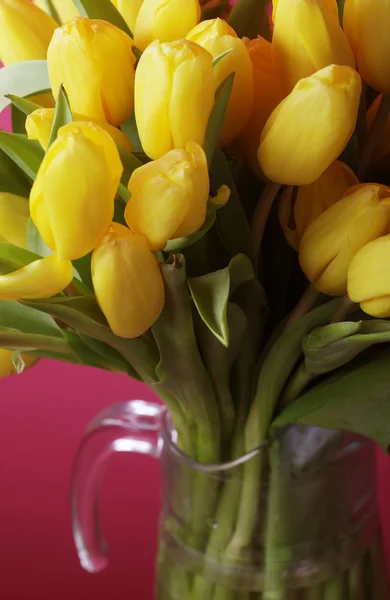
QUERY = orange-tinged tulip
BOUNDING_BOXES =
[279,161,359,250]
[92,223,165,338]
[135,39,214,160]
[342,0,358,56]
[0,192,30,248]
[134,0,200,51]
[48,17,136,126]
[258,65,362,186]
[26,108,133,152]
[111,0,143,32]
[0,349,37,378]
[30,122,123,260]
[187,18,254,146]
[273,0,355,93]
[348,234,390,318]
[125,142,209,250]
[299,184,390,296]
[0,0,57,65]
[234,36,284,175]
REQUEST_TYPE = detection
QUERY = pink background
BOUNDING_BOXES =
[1,94,390,599]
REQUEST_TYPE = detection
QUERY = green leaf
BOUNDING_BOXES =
[188,254,254,347]
[0,300,64,338]
[0,327,70,353]
[72,0,132,36]
[12,350,27,374]
[212,49,233,69]
[0,149,31,196]
[26,218,52,257]
[117,183,131,203]
[78,332,130,373]
[5,94,42,116]
[164,211,216,251]
[204,73,234,166]
[64,331,128,373]
[11,105,27,134]
[228,0,271,39]
[272,347,390,452]
[0,243,40,275]
[117,144,143,185]
[210,149,253,260]
[0,132,44,181]
[47,84,72,148]
[120,113,143,152]
[0,61,50,114]
[72,254,93,290]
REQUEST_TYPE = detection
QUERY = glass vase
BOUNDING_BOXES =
[71,400,389,599]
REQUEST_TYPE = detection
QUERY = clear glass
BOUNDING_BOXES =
[71,400,389,599]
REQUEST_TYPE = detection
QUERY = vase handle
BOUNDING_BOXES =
[71,399,164,574]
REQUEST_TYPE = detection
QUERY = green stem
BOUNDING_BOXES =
[358,94,390,179]
[280,361,314,407]
[251,183,281,273]
[0,331,72,354]
[323,574,347,600]
[348,559,366,600]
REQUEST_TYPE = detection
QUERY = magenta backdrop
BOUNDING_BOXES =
[0,77,390,599]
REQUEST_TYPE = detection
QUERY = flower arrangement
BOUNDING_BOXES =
[0,0,390,597]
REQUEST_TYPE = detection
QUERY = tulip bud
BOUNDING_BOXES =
[26,108,133,152]
[299,184,390,296]
[279,161,359,250]
[92,223,165,338]
[258,65,362,186]
[273,0,339,23]
[111,0,143,32]
[234,36,283,175]
[273,0,355,93]
[0,253,73,300]
[0,349,37,378]
[344,0,390,94]
[125,142,209,250]
[48,17,136,126]
[34,0,79,24]
[134,0,200,51]
[30,122,123,260]
[348,235,390,318]
[0,0,57,65]
[135,39,214,160]
[0,193,30,248]
[187,18,254,146]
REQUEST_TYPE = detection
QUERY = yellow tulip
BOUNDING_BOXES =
[92,223,165,338]
[34,0,79,24]
[111,0,143,32]
[234,36,284,175]
[258,65,362,186]
[272,0,339,23]
[366,95,390,171]
[135,39,214,160]
[187,18,254,146]
[299,184,390,296]
[0,349,37,378]
[48,17,136,126]
[26,108,133,152]
[273,0,355,93]
[348,235,390,318]
[0,193,30,248]
[279,161,359,250]
[30,122,123,260]
[344,0,390,94]
[134,0,200,51]
[0,253,73,300]
[0,0,57,65]
[125,142,209,250]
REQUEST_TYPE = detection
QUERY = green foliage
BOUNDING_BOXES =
[72,0,132,37]
[0,61,50,114]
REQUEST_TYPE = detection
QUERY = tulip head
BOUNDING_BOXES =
[111,0,143,32]
[26,108,133,152]
[48,17,136,126]
[234,36,283,175]
[272,0,339,23]
[134,0,200,51]
[187,19,254,146]
[258,65,362,186]
[344,0,390,94]
[125,142,209,250]
[0,253,73,300]
[279,161,359,250]
[30,122,123,260]
[0,349,37,378]
[92,223,165,338]
[0,0,57,65]
[348,235,390,318]
[0,193,30,248]
[299,184,390,296]
[135,39,215,160]
[273,0,355,93]
[34,0,79,24]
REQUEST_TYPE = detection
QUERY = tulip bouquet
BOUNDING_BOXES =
[1,0,390,597]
